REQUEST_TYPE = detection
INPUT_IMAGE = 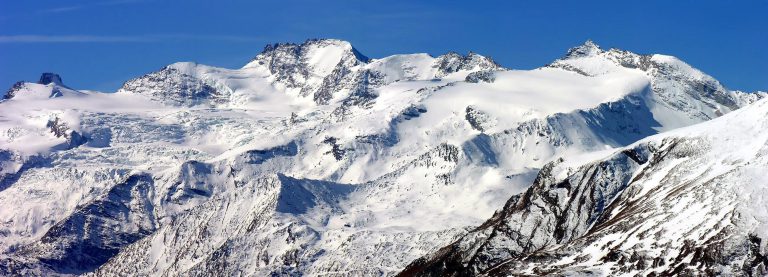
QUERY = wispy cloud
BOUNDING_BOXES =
[156,34,269,42]
[99,0,151,5]
[2,0,152,18]
[0,35,149,43]
[39,6,83,14]
[0,34,269,43]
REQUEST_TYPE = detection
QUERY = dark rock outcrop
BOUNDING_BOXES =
[465,70,496,83]
[38,73,64,86]
[434,52,500,78]
[119,66,225,106]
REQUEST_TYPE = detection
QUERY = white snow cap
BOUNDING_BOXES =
[243,38,369,69]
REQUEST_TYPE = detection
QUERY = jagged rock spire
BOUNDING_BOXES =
[38,73,63,86]
[434,51,501,77]
[564,39,603,58]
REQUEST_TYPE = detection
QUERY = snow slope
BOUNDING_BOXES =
[0,39,763,276]
[402,97,768,277]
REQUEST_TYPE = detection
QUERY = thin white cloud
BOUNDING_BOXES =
[0,34,269,43]
[39,6,83,14]
[0,35,150,43]
[97,0,151,5]
[156,34,268,42]
[4,0,154,17]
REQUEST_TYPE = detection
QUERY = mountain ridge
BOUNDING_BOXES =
[0,39,764,276]
[400,96,768,276]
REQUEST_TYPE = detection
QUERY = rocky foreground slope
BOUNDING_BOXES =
[0,39,764,276]
[401,97,768,277]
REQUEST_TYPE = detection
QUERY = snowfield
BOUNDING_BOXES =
[0,39,764,276]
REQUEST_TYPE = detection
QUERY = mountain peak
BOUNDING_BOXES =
[564,39,603,58]
[3,73,79,100]
[243,38,371,104]
[582,39,599,48]
[433,51,501,77]
[260,38,349,52]
[256,38,369,64]
[38,73,64,86]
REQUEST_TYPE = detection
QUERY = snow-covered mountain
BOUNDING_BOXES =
[0,39,763,276]
[401,94,768,277]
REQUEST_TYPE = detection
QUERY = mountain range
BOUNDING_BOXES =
[0,39,765,276]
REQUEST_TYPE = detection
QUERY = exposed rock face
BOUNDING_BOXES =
[3,82,25,100]
[46,117,88,149]
[38,73,63,86]
[465,70,497,83]
[14,174,156,275]
[329,70,382,120]
[399,149,646,276]
[247,39,371,104]
[119,66,226,106]
[465,106,494,132]
[564,39,603,58]
[434,52,500,78]
[46,117,70,139]
[322,137,346,161]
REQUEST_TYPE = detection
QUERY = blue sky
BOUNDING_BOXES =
[1,0,766,92]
